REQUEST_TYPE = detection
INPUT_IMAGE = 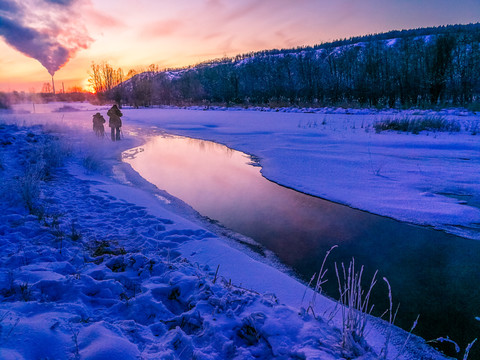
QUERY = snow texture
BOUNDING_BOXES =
[0,102,473,359]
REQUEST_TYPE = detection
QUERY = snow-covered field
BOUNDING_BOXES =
[1,102,477,359]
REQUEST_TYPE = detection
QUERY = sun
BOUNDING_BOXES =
[82,78,96,93]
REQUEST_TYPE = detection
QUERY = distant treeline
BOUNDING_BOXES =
[97,23,480,109]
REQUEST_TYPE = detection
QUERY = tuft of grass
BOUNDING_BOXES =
[89,240,127,257]
[335,258,377,351]
[16,133,66,213]
[17,164,43,214]
[25,136,66,180]
[298,119,320,129]
[70,220,82,241]
[18,282,31,302]
[373,115,460,134]
[303,248,418,359]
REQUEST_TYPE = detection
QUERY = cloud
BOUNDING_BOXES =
[0,0,93,75]
[223,1,260,23]
[85,6,125,29]
[0,0,19,12]
[205,0,224,10]
[144,19,184,38]
[202,31,223,41]
[44,0,76,5]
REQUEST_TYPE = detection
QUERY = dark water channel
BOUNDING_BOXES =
[123,135,480,358]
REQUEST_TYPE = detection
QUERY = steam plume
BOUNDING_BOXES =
[0,0,92,75]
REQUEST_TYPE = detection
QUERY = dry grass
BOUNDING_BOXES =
[335,258,378,350]
[302,245,338,313]
[373,115,461,134]
[17,135,66,213]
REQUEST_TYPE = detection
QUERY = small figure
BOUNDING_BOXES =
[92,112,105,137]
[107,104,123,141]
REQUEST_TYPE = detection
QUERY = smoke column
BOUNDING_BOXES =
[0,0,92,75]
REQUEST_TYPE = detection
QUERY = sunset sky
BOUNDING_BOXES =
[0,0,479,92]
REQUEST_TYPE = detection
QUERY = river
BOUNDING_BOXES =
[123,134,480,358]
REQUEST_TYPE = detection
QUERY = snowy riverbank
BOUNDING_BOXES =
[1,102,477,358]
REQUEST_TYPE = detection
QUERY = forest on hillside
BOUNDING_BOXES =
[93,23,480,109]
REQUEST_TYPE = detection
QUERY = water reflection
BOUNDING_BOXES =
[124,135,480,357]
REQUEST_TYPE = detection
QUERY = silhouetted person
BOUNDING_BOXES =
[107,104,123,141]
[92,112,105,137]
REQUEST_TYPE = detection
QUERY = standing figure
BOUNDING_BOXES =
[107,104,123,141]
[92,112,105,137]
